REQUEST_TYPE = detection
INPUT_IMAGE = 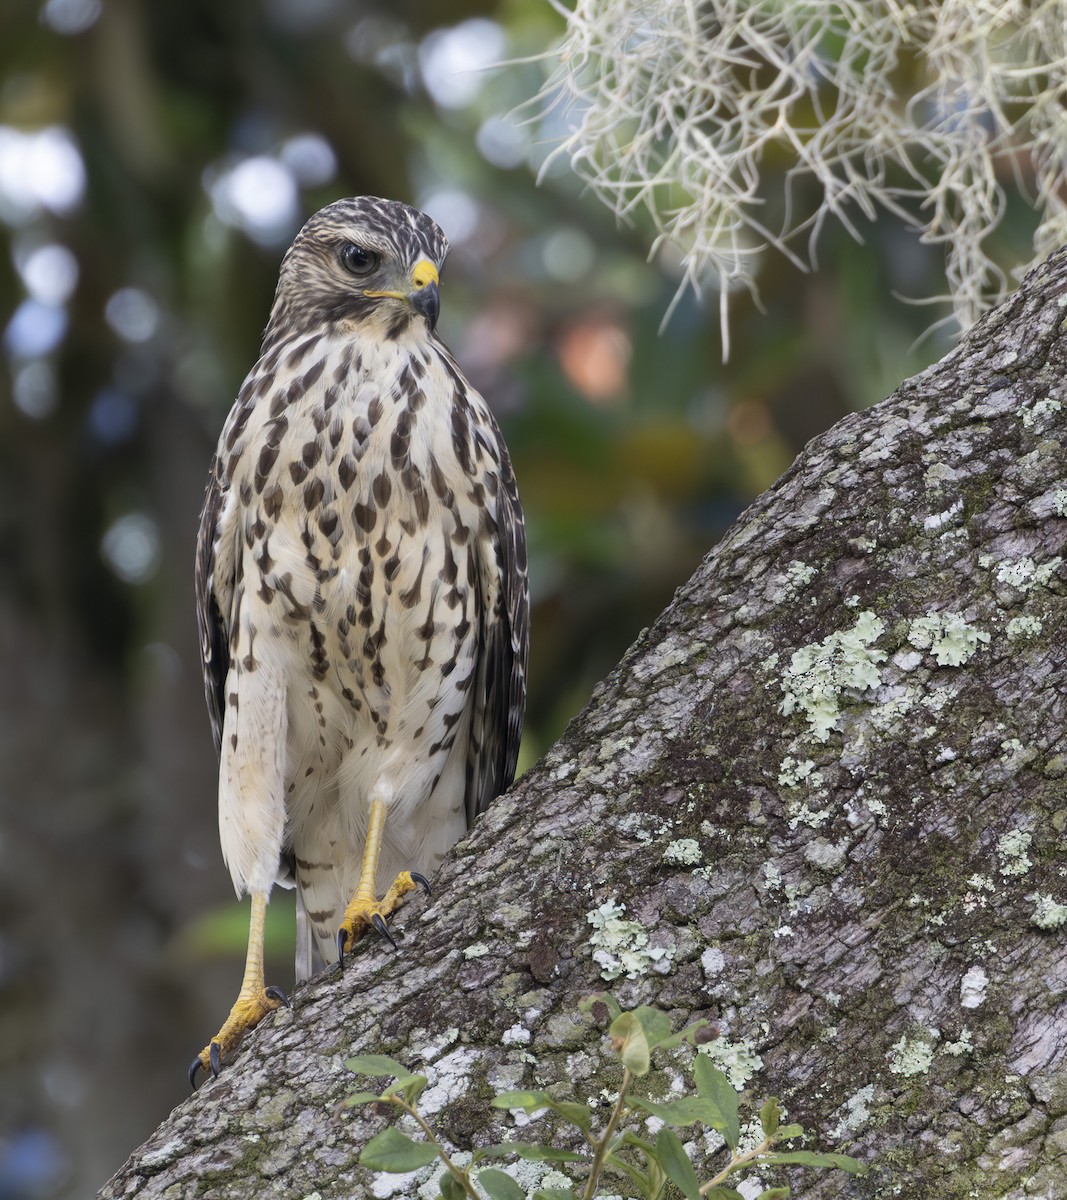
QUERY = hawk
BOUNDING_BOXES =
[190,197,529,1084]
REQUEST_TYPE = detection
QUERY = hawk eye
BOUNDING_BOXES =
[339,243,379,275]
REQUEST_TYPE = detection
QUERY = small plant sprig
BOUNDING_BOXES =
[343,994,863,1200]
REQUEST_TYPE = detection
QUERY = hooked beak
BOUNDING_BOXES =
[409,279,439,331]
[408,259,440,331]
[362,258,440,331]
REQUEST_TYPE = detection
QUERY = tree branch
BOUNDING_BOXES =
[101,247,1067,1199]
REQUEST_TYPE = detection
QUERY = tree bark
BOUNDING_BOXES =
[100,248,1067,1200]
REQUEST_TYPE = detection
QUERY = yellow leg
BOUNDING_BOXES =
[336,799,428,965]
[189,891,289,1086]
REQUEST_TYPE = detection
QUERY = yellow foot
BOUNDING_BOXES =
[188,984,289,1087]
[336,871,431,967]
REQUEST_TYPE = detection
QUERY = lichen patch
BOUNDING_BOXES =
[779,611,886,741]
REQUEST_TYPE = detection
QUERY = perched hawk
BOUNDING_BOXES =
[190,197,528,1084]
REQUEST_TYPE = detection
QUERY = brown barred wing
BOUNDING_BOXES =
[194,458,228,758]
[465,440,529,826]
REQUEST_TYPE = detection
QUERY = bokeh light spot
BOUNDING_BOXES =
[101,513,161,585]
[208,156,299,245]
[12,359,57,419]
[542,228,595,283]
[3,299,67,359]
[15,242,79,304]
[105,287,160,343]
[88,388,138,444]
[420,19,505,109]
[280,133,337,186]
[557,316,631,405]
[476,113,529,169]
[419,189,480,246]
[0,125,86,221]
[39,0,101,35]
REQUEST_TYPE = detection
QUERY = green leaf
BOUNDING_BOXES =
[702,1190,743,1199]
[476,1167,525,1200]
[439,1172,467,1200]
[479,1143,585,1164]
[346,1054,411,1079]
[629,1094,741,1131]
[656,1019,715,1051]
[547,1100,592,1131]
[652,1128,701,1200]
[490,1090,551,1111]
[603,1150,653,1196]
[755,1189,790,1199]
[532,1191,579,1200]
[617,1130,655,1155]
[383,1074,428,1104]
[579,993,622,1021]
[631,1005,674,1050]
[342,1091,384,1107]
[609,1011,651,1076]
[760,1096,780,1137]
[755,1152,865,1173]
[359,1127,439,1172]
[694,1055,740,1149]
[776,1123,803,1139]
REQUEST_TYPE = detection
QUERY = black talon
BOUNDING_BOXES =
[371,912,397,948]
[209,1041,221,1079]
[189,1056,203,1090]
[265,985,291,1009]
[337,928,347,972]
[411,872,432,896]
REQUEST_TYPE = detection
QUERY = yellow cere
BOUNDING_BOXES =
[410,259,439,290]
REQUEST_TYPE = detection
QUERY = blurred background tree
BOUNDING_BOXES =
[0,1,1059,1196]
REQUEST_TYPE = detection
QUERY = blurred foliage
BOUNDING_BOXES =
[0,0,1009,1197]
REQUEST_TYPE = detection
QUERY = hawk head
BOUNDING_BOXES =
[267,196,451,338]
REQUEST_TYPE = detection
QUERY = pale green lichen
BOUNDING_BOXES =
[777,756,817,787]
[980,553,1064,592]
[463,943,491,960]
[829,1084,875,1140]
[617,813,673,844]
[1001,738,1038,770]
[1006,614,1044,639]
[997,829,1033,877]
[779,611,886,741]
[782,560,818,596]
[906,612,990,666]
[945,1028,975,1057]
[1031,894,1067,929]
[662,838,702,866]
[586,899,673,980]
[868,689,919,731]
[1055,489,1067,517]
[699,1035,764,1090]
[787,800,832,829]
[887,1030,939,1076]
[1019,396,1062,427]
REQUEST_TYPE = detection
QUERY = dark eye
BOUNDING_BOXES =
[339,243,379,275]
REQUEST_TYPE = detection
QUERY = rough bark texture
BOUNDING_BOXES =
[100,249,1067,1200]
